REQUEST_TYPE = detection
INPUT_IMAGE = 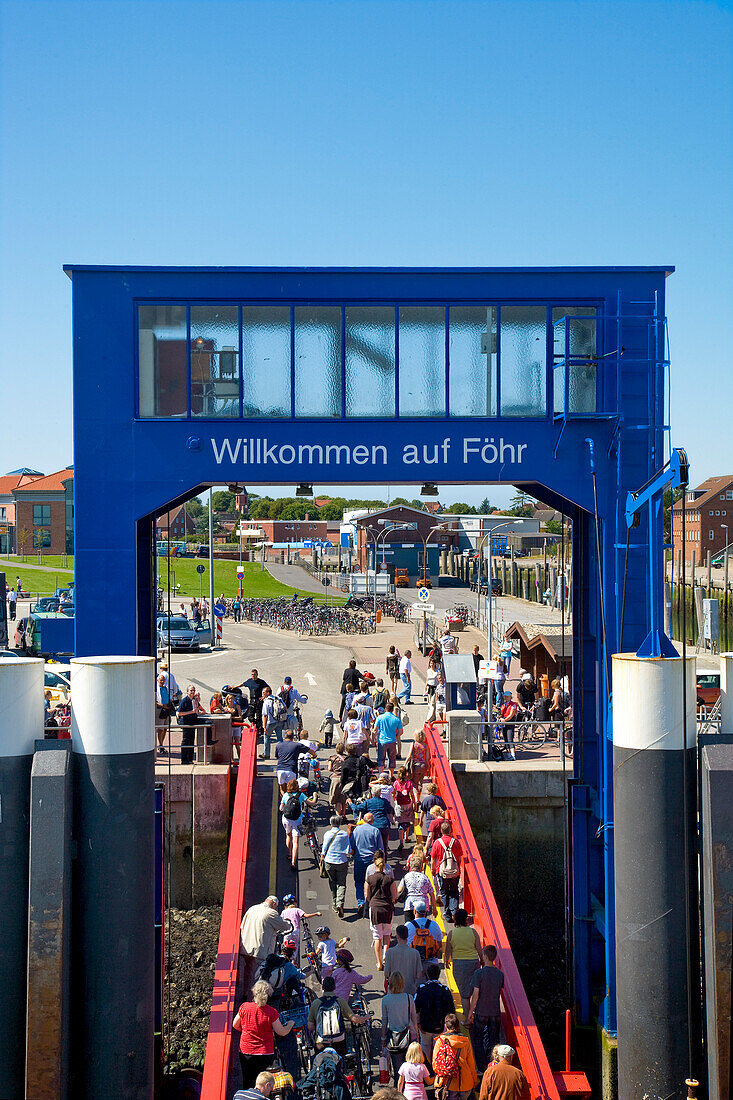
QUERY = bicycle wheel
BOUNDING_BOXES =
[358,1028,373,1095]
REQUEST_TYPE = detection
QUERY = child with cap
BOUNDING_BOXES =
[315,926,338,976]
[319,710,335,748]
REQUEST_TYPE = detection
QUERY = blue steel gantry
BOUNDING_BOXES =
[65,263,674,1042]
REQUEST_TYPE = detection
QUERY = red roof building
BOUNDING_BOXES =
[672,475,733,564]
[12,467,74,555]
[155,505,197,540]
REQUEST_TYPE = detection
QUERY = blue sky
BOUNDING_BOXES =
[1,0,731,507]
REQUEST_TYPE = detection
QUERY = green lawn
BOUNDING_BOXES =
[1,554,74,570]
[155,558,343,602]
[0,564,74,597]
[1,554,341,603]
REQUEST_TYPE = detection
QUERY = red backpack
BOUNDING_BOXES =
[433,1036,459,1079]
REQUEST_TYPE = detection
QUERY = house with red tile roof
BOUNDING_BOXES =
[11,467,74,555]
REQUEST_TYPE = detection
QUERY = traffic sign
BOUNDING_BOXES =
[303,541,313,548]
[213,602,227,617]
[236,567,244,579]
[196,563,205,575]
[321,577,331,587]
[410,603,434,617]
[418,587,430,602]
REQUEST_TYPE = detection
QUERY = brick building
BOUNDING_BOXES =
[0,469,45,553]
[355,505,458,575]
[12,467,74,555]
[672,474,733,564]
[252,518,329,545]
[155,505,196,540]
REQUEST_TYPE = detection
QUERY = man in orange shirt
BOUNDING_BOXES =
[478,1045,530,1100]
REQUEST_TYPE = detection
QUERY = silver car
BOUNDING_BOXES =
[156,615,212,651]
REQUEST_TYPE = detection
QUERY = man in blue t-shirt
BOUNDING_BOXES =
[374,702,402,776]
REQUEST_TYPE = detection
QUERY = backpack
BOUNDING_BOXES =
[257,953,286,991]
[316,996,344,1041]
[437,838,460,879]
[282,793,302,821]
[433,1036,460,1080]
[409,917,442,960]
[272,695,287,720]
[279,686,293,709]
[316,1058,338,1100]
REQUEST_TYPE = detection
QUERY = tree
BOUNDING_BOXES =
[212,490,235,514]
[544,518,563,535]
[249,497,274,519]
[508,490,535,517]
[185,498,205,518]
[444,502,474,514]
[319,501,346,520]
[280,500,312,520]
[17,526,29,560]
[664,486,685,543]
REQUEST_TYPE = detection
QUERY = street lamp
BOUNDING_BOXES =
[365,521,416,625]
[464,519,528,655]
[418,521,455,584]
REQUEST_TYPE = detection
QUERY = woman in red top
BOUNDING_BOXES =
[232,979,294,1087]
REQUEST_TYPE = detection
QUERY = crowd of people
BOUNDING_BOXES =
[229,650,531,1100]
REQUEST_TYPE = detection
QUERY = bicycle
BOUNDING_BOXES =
[300,917,321,982]
[302,807,321,866]
[347,987,374,1098]
[279,990,316,1076]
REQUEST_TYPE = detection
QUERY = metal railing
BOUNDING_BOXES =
[423,720,590,1099]
[200,724,258,1099]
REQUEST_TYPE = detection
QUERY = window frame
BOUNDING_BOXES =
[135,298,602,422]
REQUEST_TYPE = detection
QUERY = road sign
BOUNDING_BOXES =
[412,602,434,613]
[196,563,205,575]
[418,587,430,602]
[236,567,244,579]
[213,601,226,618]
[303,541,313,548]
[321,577,331,587]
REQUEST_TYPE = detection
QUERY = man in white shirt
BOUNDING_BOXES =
[240,895,291,994]
[398,650,413,705]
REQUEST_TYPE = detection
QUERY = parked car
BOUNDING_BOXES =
[156,615,212,650]
[32,596,61,613]
[25,612,74,658]
[696,670,720,714]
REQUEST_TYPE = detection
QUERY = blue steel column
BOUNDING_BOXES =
[70,656,156,1098]
[0,658,44,1099]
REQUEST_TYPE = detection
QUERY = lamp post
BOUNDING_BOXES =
[366,522,416,625]
[481,520,526,657]
[417,522,455,585]
[721,525,729,616]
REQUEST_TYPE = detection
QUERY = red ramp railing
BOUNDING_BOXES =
[200,726,257,1100]
[424,721,590,1100]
